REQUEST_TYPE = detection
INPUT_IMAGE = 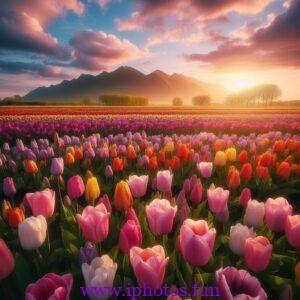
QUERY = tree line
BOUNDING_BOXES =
[226,84,281,106]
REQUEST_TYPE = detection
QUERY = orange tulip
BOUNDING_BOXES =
[177,144,188,160]
[157,151,166,166]
[149,156,158,171]
[240,163,252,180]
[65,152,75,165]
[2,200,11,220]
[276,162,291,178]
[214,151,227,167]
[113,157,124,172]
[127,145,136,159]
[258,151,274,167]
[40,160,46,168]
[273,140,285,154]
[74,147,83,160]
[171,155,180,170]
[66,146,75,156]
[213,139,224,152]
[291,164,300,175]
[7,207,25,228]
[114,180,133,211]
[238,150,248,164]
[24,160,38,174]
[226,167,240,189]
[145,147,153,158]
[256,166,270,181]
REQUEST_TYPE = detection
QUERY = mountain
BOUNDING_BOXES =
[24,66,229,103]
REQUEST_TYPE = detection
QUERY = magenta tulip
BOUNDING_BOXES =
[76,203,110,243]
[0,238,15,280]
[25,273,73,300]
[145,198,177,236]
[239,187,251,208]
[67,175,85,199]
[207,186,229,213]
[190,182,202,204]
[244,236,272,272]
[130,245,169,288]
[265,197,292,232]
[119,220,142,253]
[3,177,16,197]
[179,219,216,267]
[25,189,55,218]
[127,175,149,198]
[285,215,300,249]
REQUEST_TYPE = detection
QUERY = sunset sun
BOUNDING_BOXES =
[231,75,254,91]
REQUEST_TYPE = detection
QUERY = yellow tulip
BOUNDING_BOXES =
[85,177,100,202]
[214,151,227,167]
[225,147,237,162]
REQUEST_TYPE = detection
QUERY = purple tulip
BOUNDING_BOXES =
[105,165,114,178]
[50,157,64,175]
[79,243,98,265]
[215,267,267,300]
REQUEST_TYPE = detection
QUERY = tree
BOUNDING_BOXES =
[81,97,93,105]
[192,95,212,106]
[226,84,281,106]
[99,94,148,106]
[172,97,183,106]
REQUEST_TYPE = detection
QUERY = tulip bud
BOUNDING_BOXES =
[119,220,142,253]
[214,151,227,167]
[239,188,251,208]
[3,177,16,197]
[18,215,47,250]
[24,160,38,174]
[183,179,190,195]
[79,243,98,265]
[244,236,272,272]
[63,195,72,207]
[8,207,25,228]
[244,200,265,228]
[2,200,11,220]
[105,165,114,178]
[240,163,252,180]
[42,176,51,188]
[276,162,291,178]
[50,157,64,175]
[85,176,100,203]
[114,180,133,211]
[0,238,15,280]
[190,181,202,204]
[67,175,85,199]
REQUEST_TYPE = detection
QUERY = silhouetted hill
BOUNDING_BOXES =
[24,66,229,103]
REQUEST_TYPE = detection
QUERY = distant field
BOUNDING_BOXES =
[0,105,300,117]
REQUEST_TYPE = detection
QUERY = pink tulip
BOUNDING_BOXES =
[179,219,216,267]
[190,182,202,204]
[207,186,229,213]
[127,175,149,198]
[125,207,140,225]
[244,236,272,272]
[67,175,85,199]
[285,215,300,249]
[156,170,173,193]
[197,162,213,178]
[25,273,73,300]
[76,204,110,243]
[119,220,142,253]
[0,238,15,280]
[145,198,177,236]
[97,194,112,213]
[265,197,292,232]
[130,245,169,288]
[25,189,55,218]
[3,177,16,197]
[244,200,265,228]
[239,188,251,208]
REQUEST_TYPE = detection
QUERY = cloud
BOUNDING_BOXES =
[184,0,300,71]
[0,0,83,59]
[70,30,148,70]
[0,60,73,79]
[115,0,274,46]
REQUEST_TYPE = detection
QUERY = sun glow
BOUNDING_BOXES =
[231,74,255,91]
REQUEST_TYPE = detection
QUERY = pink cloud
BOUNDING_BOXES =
[70,30,148,70]
[184,0,300,71]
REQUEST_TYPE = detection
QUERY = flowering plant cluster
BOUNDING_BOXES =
[0,127,299,299]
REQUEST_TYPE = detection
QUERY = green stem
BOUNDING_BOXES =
[47,228,51,254]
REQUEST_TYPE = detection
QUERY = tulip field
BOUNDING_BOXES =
[0,107,300,300]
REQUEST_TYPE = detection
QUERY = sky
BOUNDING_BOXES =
[0,0,299,99]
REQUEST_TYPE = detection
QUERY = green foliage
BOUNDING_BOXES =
[99,94,149,106]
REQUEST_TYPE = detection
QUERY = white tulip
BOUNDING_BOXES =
[18,215,47,250]
[82,255,117,299]
[244,200,265,228]
[229,223,256,256]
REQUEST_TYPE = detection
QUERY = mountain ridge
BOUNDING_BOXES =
[24,66,229,103]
